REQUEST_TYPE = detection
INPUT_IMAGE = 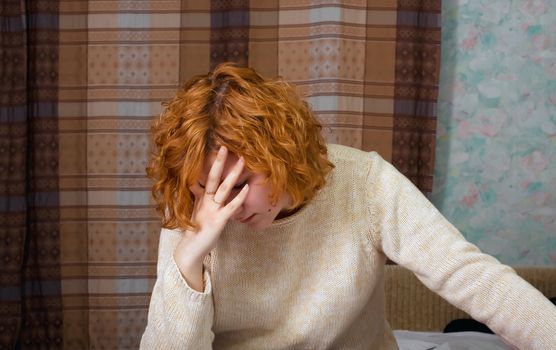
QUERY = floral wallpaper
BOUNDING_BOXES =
[431,0,556,266]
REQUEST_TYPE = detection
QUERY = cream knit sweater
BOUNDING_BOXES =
[141,144,556,349]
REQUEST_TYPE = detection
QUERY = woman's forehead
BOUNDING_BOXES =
[204,149,240,164]
[199,150,246,179]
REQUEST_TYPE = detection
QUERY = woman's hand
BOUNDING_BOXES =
[173,146,249,291]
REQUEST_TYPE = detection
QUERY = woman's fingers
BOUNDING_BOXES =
[193,146,248,229]
[204,145,227,197]
[213,156,245,204]
[222,183,249,218]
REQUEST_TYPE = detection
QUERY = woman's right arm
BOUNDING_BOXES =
[140,228,215,350]
[140,146,248,349]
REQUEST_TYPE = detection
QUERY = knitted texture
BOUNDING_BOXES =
[141,144,556,349]
[384,265,556,331]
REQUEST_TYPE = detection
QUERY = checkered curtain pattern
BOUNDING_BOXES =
[0,0,440,348]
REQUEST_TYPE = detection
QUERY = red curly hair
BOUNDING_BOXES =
[147,62,334,230]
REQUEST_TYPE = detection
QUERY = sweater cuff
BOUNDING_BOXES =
[169,255,212,302]
[154,256,214,340]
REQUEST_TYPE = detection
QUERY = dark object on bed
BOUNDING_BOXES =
[385,265,556,331]
[443,318,493,334]
[442,297,555,334]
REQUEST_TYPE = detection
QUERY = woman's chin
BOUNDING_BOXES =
[245,218,271,231]
[246,221,265,231]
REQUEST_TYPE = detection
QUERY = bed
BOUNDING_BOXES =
[384,265,556,349]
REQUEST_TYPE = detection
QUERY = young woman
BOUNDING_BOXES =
[141,63,555,349]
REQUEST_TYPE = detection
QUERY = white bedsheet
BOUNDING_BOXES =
[393,330,512,350]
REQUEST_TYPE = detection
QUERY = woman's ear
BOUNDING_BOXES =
[189,183,203,199]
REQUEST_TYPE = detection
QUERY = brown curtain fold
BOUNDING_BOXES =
[0,1,441,348]
[210,0,250,69]
[392,0,440,192]
[57,0,89,348]
[1,0,63,348]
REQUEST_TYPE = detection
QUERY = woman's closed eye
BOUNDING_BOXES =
[232,182,247,190]
[198,181,246,190]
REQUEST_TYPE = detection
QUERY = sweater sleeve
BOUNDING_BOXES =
[140,228,215,349]
[364,152,556,350]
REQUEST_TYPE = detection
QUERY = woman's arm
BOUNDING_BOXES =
[365,152,556,350]
[141,146,249,349]
[140,228,215,350]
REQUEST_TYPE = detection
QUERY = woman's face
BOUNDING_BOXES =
[197,150,292,230]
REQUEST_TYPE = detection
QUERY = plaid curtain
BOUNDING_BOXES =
[1,0,63,348]
[1,0,440,348]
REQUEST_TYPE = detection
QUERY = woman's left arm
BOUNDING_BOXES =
[364,153,556,350]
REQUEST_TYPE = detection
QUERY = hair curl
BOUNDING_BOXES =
[147,62,334,230]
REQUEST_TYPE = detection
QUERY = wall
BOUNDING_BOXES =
[431,0,556,266]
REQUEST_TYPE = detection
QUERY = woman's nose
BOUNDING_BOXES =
[225,188,244,204]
